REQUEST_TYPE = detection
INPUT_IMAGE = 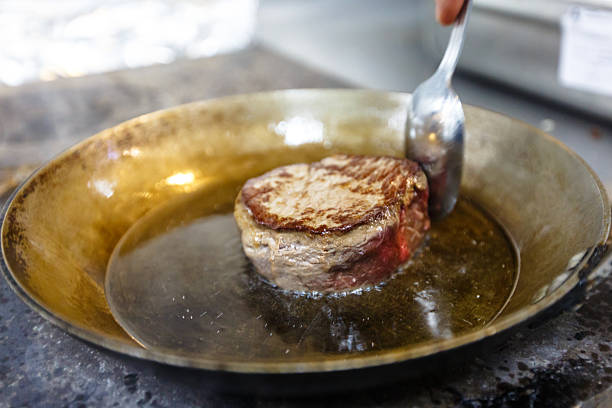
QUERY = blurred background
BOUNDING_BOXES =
[0,0,259,85]
[0,0,611,194]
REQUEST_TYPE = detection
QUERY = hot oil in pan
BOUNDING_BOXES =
[106,183,517,360]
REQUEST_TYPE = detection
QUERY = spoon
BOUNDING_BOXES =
[406,0,472,219]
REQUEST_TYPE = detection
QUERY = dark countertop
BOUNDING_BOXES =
[1,46,611,407]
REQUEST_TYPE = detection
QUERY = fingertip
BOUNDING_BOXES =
[436,7,454,25]
[435,0,463,26]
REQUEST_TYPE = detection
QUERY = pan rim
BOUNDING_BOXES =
[1,88,610,374]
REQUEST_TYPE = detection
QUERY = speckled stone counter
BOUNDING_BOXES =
[1,46,611,407]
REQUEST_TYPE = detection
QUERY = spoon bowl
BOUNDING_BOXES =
[407,0,472,219]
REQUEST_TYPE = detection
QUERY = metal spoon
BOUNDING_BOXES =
[406,0,472,219]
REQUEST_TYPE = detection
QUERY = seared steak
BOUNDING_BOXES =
[234,154,430,293]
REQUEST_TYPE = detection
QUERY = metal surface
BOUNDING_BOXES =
[407,0,471,218]
[0,90,610,387]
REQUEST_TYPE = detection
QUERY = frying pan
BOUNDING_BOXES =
[1,89,609,394]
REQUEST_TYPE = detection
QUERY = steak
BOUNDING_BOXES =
[234,154,430,293]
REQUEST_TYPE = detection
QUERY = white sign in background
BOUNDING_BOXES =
[559,6,612,97]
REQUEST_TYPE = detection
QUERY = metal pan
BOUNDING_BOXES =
[1,89,609,394]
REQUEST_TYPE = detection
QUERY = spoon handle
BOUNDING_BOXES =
[436,0,473,83]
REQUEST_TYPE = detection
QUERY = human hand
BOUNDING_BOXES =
[434,0,466,25]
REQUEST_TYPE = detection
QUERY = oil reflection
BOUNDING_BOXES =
[88,179,116,198]
[156,171,213,193]
[122,147,141,157]
[415,289,452,339]
[273,116,324,146]
[89,170,205,200]
[165,172,195,186]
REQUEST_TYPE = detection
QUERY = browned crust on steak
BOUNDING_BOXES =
[241,154,427,234]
